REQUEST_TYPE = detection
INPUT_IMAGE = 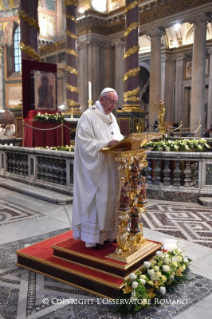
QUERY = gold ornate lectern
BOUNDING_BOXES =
[100,133,162,263]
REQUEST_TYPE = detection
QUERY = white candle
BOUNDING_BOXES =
[88,81,92,101]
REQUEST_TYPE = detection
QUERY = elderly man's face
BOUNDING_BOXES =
[100,92,118,115]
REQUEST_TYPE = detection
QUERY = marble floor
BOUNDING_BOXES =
[0,186,212,319]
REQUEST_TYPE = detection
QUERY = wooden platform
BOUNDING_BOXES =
[16,231,162,299]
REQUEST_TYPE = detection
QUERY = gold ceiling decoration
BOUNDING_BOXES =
[66,65,78,76]
[19,42,41,62]
[66,49,78,58]
[66,83,79,94]
[124,45,139,60]
[125,1,138,14]
[66,30,78,40]
[124,22,139,37]
[123,67,140,82]
[66,14,77,23]
[18,9,40,34]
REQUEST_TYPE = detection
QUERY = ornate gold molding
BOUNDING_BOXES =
[67,99,79,107]
[124,22,139,37]
[19,42,41,62]
[66,65,78,76]
[66,49,78,58]
[123,67,140,82]
[66,14,77,23]
[18,10,40,33]
[139,0,211,25]
[124,45,139,60]
[124,87,139,98]
[64,0,78,6]
[66,84,79,94]
[66,30,78,40]
[125,1,138,13]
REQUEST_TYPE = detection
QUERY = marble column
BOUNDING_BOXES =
[0,46,3,109]
[64,0,79,114]
[190,13,211,136]
[111,39,125,110]
[104,42,115,89]
[19,0,39,61]
[175,53,185,124]
[161,53,175,122]
[78,40,88,112]
[147,27,166,127]
[207,48,212,128]
[57,0,64,41]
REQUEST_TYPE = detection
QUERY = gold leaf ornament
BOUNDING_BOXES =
[124,45,139,60]
[125,1,138,13]
[66,49,78,59]
[66,65,79,76]
[123,67,140,82]
[64,0,79,6]
[124,87,139,98]
[66,30,78,40]
[18,9,40,34]
[66,14,77,23]
[19,42,41,62]
[124,22,139,37]
[67,99,79,107]
[66,84,79,94]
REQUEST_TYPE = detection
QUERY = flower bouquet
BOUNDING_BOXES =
[115,244,192,316]
[33,112,66,123]
[36,145,75,152]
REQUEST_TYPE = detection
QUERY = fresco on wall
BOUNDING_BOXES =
[0,0,19,10]
[0,23,3,41]
[46,0,55,12]
[39,14,55,38]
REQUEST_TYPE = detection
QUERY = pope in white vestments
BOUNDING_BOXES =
[72,88,124,248]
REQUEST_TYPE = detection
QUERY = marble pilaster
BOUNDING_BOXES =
[146,27,166,127]
[190,13,211,136]
[207,47,212,128]
[111,39,125,110]
[175,53,185,124]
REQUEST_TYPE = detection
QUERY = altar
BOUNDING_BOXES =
[23,110,70,148]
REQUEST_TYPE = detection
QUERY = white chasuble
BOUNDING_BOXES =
[72,102,123,246]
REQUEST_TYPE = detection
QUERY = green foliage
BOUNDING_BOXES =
[34,112,66,123]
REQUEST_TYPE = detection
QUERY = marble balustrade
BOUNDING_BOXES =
[0,146,212,202]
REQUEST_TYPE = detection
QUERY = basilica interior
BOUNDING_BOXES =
[0,1,212,319]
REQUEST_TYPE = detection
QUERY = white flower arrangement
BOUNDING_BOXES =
[118,244,192,315]
[145,139,210,152]
[34,112,66,123]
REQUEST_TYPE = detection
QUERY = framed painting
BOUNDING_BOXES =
[31,70,57,111]
[5,83,22,108]
[184,58,209,79]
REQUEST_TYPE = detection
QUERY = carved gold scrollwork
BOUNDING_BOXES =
[66,65,79,76]
[67,99,79,107]
[19,42,41,62]
[124,45,139,60]
[66,83,79,94]
[66,14,77,23]
[64,0,79,6]
[125,0,138,13]
[66,30,78,40]
[124,22,139,37]
[18,10,40,34]
[66,49,78,59]
[123,67,140,82]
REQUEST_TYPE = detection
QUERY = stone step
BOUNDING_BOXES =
[199,197,212,207]
[0,178,73,205]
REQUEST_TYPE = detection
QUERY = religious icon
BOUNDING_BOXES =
[31,71,57,111]
[129,205,140,233]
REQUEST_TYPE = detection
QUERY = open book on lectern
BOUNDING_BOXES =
[99,132,163,153]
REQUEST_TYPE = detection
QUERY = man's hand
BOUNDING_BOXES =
[107,140,119,147]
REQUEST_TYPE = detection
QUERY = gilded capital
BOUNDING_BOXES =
[64,0,79,7]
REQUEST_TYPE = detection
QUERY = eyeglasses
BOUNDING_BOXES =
[103,96,118,106]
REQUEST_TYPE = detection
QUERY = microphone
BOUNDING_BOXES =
[117,107,156,132]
